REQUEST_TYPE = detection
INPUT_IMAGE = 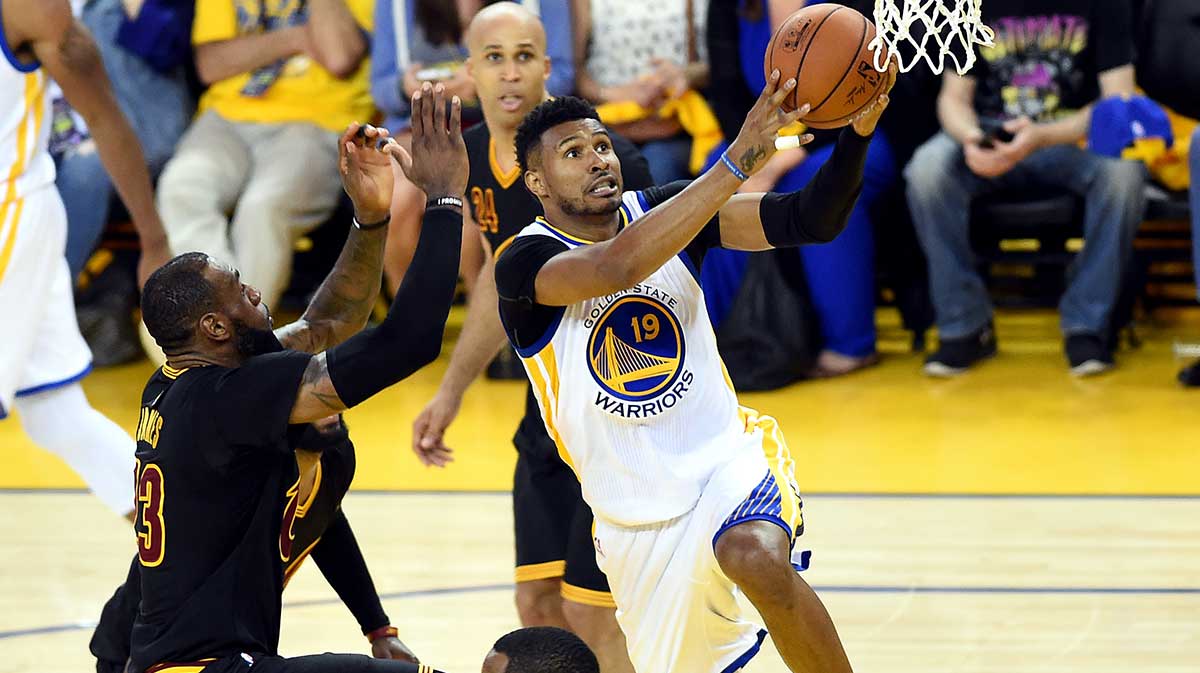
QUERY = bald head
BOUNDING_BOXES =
[466,2,546,54]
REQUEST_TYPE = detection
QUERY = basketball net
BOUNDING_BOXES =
[870,0,995,75]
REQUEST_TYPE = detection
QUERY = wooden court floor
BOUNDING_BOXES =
[1,308,1199,671]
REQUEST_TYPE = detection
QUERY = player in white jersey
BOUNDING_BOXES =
[494,64,895,673]
[1,0,170,517]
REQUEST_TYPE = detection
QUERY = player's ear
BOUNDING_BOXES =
[524,168,548,198]
[199,313,230,343]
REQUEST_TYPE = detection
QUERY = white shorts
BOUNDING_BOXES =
[0,187,92,418]
[593,410,807,673]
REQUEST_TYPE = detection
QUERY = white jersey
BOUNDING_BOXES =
[513,191,764,526]
[1,43,54,206]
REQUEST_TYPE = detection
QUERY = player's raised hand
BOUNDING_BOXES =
[371,635,419,663]
[850,58,898,137]
[386,82,469,200]
[726,70,813,179]
[411,391,459,468]
[339,122,396,224]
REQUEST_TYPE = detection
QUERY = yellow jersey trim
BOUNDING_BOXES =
[489,137,522,189]
[561,582,617,608]
[493,234,518,259]
[515,559,566,582]
[535,217,598,245]
[0,73,42,284]
[161,364,190,380]
[283,534,323,587]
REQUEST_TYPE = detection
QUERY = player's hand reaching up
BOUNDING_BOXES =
[849,58,899,137]
[388,82,469,201]
[727,70,813,179]
[339,122,396,224]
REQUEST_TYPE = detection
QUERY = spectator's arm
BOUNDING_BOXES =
[369,0,409,122]
[18,0,169,286]
[937,72,983,145]
[540,0,576,96]
[1031,65,1137,149]
[194,27,307,86]
[569,0,605,101]
[306,0,368,79]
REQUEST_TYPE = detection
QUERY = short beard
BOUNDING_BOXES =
[233,319,284,358]
[560,196,621,217]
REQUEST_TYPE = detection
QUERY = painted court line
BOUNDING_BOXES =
[2,583,1198,642]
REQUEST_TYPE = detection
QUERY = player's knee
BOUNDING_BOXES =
[515,579,564,626]
[715,521,794,598]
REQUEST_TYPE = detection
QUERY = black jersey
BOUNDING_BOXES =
[463,122,654,461]
[129,351,313,673]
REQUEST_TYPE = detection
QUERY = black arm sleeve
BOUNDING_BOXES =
[89,555,142,673]
[326,207,463,408]
[758,129,871,247]
[310,510,390,635]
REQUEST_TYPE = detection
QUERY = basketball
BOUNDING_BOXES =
[764,3,887,129]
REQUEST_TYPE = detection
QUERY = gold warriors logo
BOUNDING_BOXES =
[587,295,693,418]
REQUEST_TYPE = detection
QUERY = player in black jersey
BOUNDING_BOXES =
[408,5,649,672]
[125,85,466,673]
[90,418,413,673]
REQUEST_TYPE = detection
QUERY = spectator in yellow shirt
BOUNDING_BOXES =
[156,0,375,309]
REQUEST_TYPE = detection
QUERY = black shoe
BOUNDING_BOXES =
[1179,360,1200,387]
[923,323,997,377]
[1065,333,1114,377]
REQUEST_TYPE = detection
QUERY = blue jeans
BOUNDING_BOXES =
[638,136,694,184]
[1190,125,1200,301]
[905,132,1145,339]
[58,0,192,276]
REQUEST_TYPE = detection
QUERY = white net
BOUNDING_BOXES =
[870,0,996,75]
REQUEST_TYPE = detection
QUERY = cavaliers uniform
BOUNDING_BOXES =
[495,183,808,673]
[463,122,653,605]
[128,354,434,673]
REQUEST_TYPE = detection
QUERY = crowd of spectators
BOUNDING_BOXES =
[54,0,1200,386]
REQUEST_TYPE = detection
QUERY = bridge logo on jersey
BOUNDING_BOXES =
[587,295,693,418]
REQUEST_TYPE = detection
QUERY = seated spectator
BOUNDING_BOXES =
[373,0,574,294]
[52,0,194,278]
[156,0,373,309]
[572,0,710,184]
[905,0,1145,377]
[704,0,896,378]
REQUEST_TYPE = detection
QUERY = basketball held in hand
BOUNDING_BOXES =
[765,3,888,129]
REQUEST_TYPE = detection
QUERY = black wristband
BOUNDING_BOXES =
[427,195,464,211]
[353,214,390,231]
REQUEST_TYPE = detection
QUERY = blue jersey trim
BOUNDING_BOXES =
[713,514,795,551]
[636,190,650,213]
[512,306,566,358]
[15,362,93,398]
[0,399,7,420]
[676,250,702,285]
[720,629,768,673]
[0,1,40,73]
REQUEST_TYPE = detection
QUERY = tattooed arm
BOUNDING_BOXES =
[528,73,803,307]
[14,0,170,286]
[276,124,394,355]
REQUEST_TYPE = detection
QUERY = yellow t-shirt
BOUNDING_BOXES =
[193,0,375,132]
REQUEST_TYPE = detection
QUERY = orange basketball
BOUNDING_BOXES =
[764,3,886,129]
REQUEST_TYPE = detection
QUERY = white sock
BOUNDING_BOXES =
[15,383,135,517]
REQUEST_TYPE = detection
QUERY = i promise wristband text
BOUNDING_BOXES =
[427,196,464,211]
[366,625,399,642]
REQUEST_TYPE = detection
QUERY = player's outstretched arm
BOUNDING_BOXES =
[16,0,170,287]
[412,235,507,467]
[289,84,468,425]
[531,71,805,307]
[715,60,897,252]
[277,123,395,355]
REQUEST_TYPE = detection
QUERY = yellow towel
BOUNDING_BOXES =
[596,90,724,175]
[1121,98,1197,191]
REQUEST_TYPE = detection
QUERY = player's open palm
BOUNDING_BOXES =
[412,391,459,467]
[339,122,395,222]
[727,70,812,179]
[387,82,469,200]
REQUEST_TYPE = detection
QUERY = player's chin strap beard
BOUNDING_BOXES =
[233,319,285,357]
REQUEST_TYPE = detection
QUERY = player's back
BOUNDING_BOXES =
[129,351,314,672]
[1,24,55,203]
